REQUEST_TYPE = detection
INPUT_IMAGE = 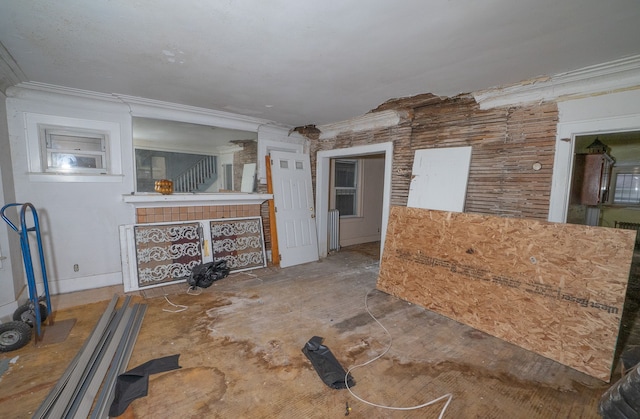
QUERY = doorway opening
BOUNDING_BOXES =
[567,131,640,229]
[316,142,393,259]
[328,154,385,250]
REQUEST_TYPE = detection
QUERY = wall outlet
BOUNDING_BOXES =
[73,264,79,272]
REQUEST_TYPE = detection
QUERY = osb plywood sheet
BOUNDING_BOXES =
[377,206,636,381]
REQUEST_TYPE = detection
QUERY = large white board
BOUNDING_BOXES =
[407,146,472,212]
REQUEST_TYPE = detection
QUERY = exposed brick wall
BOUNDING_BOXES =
[310,94,558,220]
[135,204,261,223]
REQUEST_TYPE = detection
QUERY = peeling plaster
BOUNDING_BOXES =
[161,49,185,64]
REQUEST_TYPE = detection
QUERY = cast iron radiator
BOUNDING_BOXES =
[328,209,340,251]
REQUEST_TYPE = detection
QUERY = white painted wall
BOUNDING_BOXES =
[549,89,640,222]
[0,91,25,319]
[339,156,384,247]
[5,87,135,297]
[2,84,296,307]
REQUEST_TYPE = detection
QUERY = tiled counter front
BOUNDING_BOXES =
[135,204,261,223]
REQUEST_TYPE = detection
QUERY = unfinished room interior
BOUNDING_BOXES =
[1,1,640,418]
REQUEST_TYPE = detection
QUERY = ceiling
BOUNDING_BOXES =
[1,1,639,127]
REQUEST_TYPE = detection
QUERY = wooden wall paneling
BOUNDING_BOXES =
[310,95,558,220]
[310,121,413,207]
[377,206,637,381]
[409,99,557,219]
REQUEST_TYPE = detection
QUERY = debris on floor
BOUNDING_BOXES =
[187,260,231,290]
[0,358,10,379]
[110,354,182,417]
[302,335,354,389]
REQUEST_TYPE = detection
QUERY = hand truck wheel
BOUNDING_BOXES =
[0,321,32,352]
[13,302,48,327]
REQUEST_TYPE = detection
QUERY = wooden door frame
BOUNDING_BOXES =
[316,142,393,258]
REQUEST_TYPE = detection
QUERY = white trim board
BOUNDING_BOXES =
[473,55,640,109]
[549,114,640,222]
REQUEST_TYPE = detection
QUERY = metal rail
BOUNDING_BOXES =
[33,295,148,418]
[90,304,147,419]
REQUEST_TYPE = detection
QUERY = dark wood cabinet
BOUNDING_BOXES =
[572,153,614,205]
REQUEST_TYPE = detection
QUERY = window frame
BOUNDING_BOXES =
[24,113,122,182]
[611,168,640,205]
[39,125,109,174]
[332,159,362,218]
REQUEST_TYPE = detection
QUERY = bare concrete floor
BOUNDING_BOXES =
[0,243,636,418]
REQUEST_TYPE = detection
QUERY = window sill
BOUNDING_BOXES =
[122,192,273,208]
[28,173,124,183]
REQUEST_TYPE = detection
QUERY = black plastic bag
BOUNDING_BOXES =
[109,354,181,417]
[302,336,355,389]
[187,260,230,289]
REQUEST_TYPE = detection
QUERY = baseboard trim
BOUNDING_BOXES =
[340,235,381,248]
[48,272,123,295]
[0,300,19,321]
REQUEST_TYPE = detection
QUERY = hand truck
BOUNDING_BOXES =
[0,203,53,351]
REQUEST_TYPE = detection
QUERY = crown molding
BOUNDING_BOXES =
[7,81,122,102]
[0,42,27,93]
[6,82,279,131]
[473,55,640,109]
[7,82,129,114]
[317,109,409,139]
[115,93,273,131]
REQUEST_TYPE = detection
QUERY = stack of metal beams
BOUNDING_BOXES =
[33,295,147,418]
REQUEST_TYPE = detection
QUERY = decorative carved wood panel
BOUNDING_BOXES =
[134,222,202,288]
[210,217,266,272]
[122,217,267,291]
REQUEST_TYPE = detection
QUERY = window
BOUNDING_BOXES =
[334,159,359,217]
[135,149,217,192]
[24,113,122,181]
[133,117,258,192]
[613,173,640,204]
[39,126,108,174]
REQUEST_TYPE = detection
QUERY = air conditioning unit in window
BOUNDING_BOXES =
[39,126,109,174]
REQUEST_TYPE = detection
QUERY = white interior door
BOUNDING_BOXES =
[270,151,319,267]
[407,146,472,212]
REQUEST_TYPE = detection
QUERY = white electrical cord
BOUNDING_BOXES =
[162,295,188,313]
[345,288,452,418]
